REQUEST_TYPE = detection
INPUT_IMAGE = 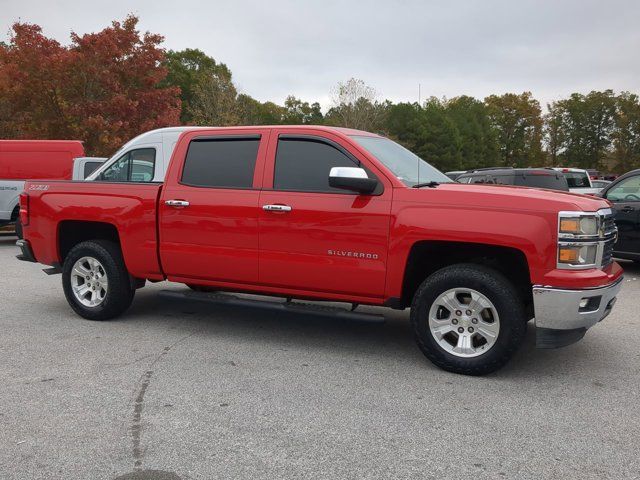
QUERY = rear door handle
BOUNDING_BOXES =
[263,204,292,212]
[165,200,190,208]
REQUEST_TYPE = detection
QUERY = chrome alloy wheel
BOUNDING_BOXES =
[70,256,108,307]
[428,288,500,358]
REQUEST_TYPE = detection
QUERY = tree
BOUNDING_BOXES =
[612,92,640,172]
[282,96,323,124]
[484,92,544,167]
[0,16,181,155]
[546,90,617,170]
[445,96,499,170]
[163,49,232,124]
[188,67,239,126]
[326,78,387,131]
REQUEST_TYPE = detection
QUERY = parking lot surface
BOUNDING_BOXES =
[1,233,639,479]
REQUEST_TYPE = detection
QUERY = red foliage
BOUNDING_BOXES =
[0,15,181,155]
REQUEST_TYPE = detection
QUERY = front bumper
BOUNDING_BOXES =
[532,277,623,348]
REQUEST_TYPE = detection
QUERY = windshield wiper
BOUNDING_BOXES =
[412,181,440,188]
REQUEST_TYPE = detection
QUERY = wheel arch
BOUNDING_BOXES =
[58,220,121,263]
[399,240,532,312]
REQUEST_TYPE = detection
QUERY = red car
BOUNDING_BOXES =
[17,126,623,375]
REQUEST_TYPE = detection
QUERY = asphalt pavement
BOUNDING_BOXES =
[1,232,639,479]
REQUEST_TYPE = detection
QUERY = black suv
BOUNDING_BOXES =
[457,168,570,191]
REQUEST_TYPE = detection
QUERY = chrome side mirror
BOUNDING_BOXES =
[329,167,378,194]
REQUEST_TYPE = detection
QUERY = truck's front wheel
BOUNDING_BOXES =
[411,264,526,376]
[62,240,135,320]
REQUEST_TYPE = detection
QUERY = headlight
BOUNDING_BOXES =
[559,214,599,237]
[558,243,598,266]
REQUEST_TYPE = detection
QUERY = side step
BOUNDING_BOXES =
[158,290,386,324]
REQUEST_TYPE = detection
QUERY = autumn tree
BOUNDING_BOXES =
[484,92,544,167]
[282,96,323,124]
[0,16,181,155]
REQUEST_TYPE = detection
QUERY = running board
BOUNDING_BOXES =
[158,290,386,324]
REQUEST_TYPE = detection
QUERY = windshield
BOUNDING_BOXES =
[350,136,452,186]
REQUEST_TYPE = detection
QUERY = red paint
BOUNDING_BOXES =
[22,126,622,305]
[0,140,84,180]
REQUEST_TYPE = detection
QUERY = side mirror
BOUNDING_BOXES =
[329,167,378,194]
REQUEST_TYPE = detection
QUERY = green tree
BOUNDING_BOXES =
[282,96,323,124]
[163,48,232,124]
[547,90,617,170]
[445,96,499,170]
[484,92,544,167]
[188,69,239,126]
[612,92,640,172]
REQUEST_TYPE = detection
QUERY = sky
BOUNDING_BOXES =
[2,0,639,110]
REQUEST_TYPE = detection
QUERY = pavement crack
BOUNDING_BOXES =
[128,331,198,472]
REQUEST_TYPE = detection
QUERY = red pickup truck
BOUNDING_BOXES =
[17,126,623,375]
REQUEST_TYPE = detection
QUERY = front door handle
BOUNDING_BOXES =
[165,200,190,208]
[263,204,292,212]
[621,206,635,213]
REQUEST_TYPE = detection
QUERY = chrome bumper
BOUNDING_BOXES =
[532,278,622,347]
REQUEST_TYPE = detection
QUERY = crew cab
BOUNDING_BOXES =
[16,126,623,375]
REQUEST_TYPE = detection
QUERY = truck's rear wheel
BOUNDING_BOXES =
[62,240,135,320]
[410,264,526,376]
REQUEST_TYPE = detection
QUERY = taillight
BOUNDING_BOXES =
[19,193,29,226]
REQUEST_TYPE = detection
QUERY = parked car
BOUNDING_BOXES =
[457,168,569,191]
[591,179,611,189]
[445,170,466,181]
[598,169,640,262]
[0,140,86,237]
[552,167,600,195]
[17,125,622,375]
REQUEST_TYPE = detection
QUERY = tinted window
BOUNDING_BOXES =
[274,138,358,193]
[562,172,590,188]
[182,138,259,188]
[98,148,156,182]
[515,174,568,191]
[606,175,640,202]
[83,161,103,179]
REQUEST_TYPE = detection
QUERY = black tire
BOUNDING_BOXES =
[410,263,526,376]
[62,240,135,320]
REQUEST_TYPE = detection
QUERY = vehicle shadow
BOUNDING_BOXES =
[122,286,593,379]
[0,232,18,245]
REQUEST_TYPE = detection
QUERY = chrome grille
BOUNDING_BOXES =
[600,211,617,267]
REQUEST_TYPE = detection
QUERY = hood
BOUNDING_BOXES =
[397,183,610,213]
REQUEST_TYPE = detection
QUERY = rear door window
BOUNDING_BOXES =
[181,137,260,189]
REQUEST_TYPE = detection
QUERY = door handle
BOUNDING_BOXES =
[263,204,292,212]
[165,200,190,208]
[621,206,635,213]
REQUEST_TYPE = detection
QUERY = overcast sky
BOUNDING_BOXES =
[2,0,639,109]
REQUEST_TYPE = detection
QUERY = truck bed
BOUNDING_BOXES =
[23,181,164,280]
